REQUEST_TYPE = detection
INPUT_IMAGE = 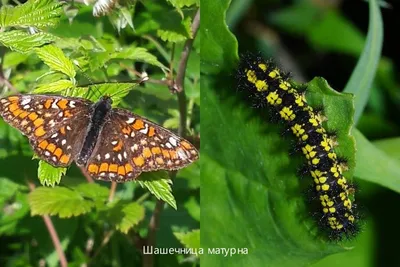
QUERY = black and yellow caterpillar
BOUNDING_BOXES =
[236,53,358,240]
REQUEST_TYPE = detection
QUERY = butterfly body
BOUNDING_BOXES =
[0,94,199,182]
[76,96,112,166]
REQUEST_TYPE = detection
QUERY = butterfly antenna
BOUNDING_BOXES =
[75,63,102,100]
[108,73,150,99]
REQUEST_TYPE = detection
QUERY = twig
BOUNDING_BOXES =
[108,181,117,202]
[142,200,164,267]
[0,47,18,93]
[91,230,115,260]
[175,8,200,136]
[120,63,169,86]
[79,166,94,183]
[27,181,68,267]
[175,8,200,93]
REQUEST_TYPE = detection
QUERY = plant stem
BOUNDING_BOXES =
[27,181,68,267]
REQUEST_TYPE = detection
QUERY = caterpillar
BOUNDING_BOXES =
[236,53,358,240]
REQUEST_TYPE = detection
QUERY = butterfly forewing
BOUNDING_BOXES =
[85,108,199,181]
[0,95,92,167]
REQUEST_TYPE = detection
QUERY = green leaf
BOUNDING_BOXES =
[29,187,94,218]
[104,201,145,234]
[112,47,168,70]
[37,160,66,187]
[353,129,400,193]
[35,45,76,78]
[168,0,199,8]
[137,171,176,210]
[343,0,383,123]
[33,79,75,93]
[72,183,109,202]
[0,30,57,53]
[0,0,63,29]
[201,77,355,266]
[174,229,200,249]
[74,82,140,106]
[373,137,400,161]
[201,0,238,74]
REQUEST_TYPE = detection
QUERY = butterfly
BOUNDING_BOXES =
[0,94,199,182]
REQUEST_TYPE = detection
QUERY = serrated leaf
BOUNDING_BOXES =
[168,0,199,8]
[104,201,145,234]
[33,79,74,93]
[73,183,109,201]
[29,187,94,218]
[0,0,63,29]
[73,82,139,106]
[0,30,57,53]
[112,47,167,70]
[157,15,192,42]
[37,160,66,186]
[35,45,76,78]
[174,229,200,250]
[137,171,176,209]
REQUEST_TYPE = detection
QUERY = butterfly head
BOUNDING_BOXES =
[99,95,113,108]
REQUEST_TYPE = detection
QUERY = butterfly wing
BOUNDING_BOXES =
[85,109,199,181]
[0,94,92,167]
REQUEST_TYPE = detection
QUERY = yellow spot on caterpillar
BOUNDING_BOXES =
[266,91,282,105]
[246,70,257,84]
[279,106,295,121]
[258,63,267,71]
[268,69,280,78]
[255,80,268,91]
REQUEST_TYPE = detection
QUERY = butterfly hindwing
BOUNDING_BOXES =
[0,94,92,167]
[85,109,199,181]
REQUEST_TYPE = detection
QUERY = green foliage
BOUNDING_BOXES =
[0,0,199,266]
[35,45,76,79]
[29,186,97,217]
[37,160,66,186]
[174,229,200,249]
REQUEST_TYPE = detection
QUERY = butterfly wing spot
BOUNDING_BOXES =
[126,117,135,124]
[44,99,53,109]
[88,164,99,174]
[99,163,108,172]
[112,140,123,151]
[142,147,152,158]
[168,137,178,147]
[33,118,44,127]
[28,112,38,121]
[151,147,161,154]
[133,119,145,130]
[118,166,126,175]
[57,99,69,109]
[60,154,70,164]
[133,156,145,167]
[148,127,155,137]
[34,126,46,137]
